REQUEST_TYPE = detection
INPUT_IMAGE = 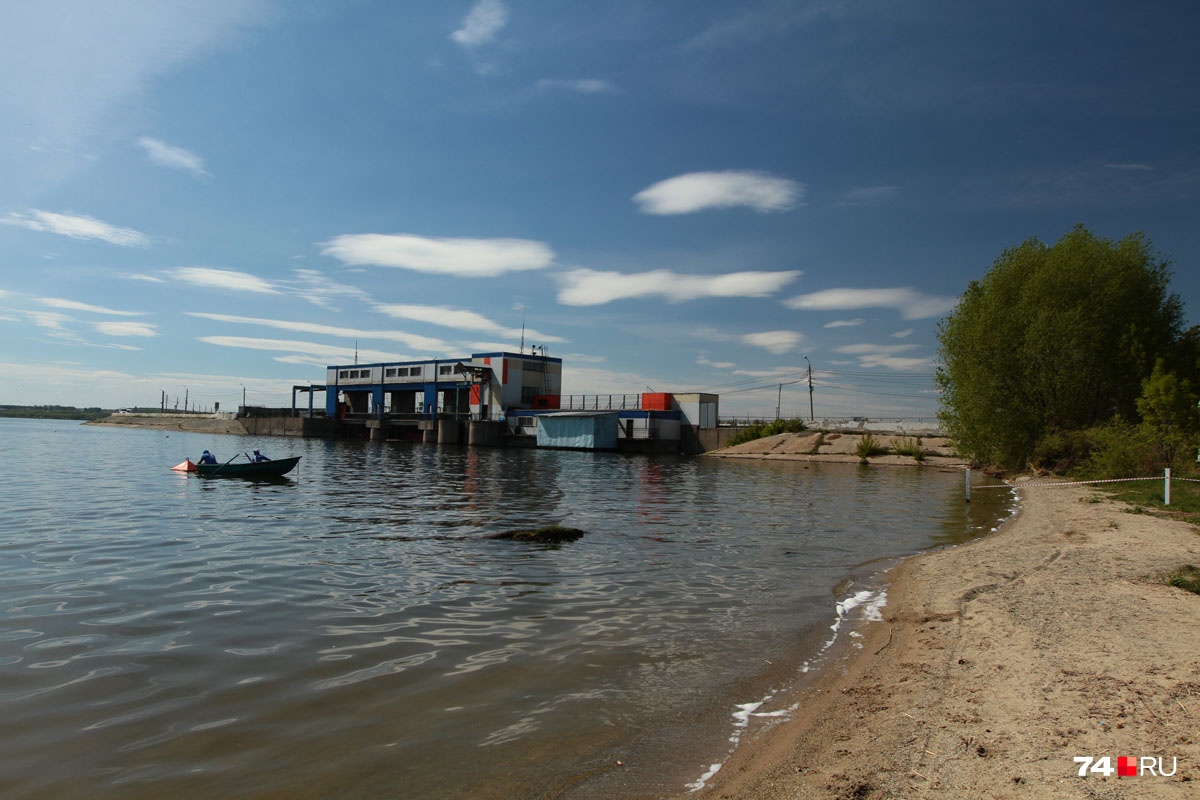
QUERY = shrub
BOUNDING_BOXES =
[1164,565,1200,595]
[890,434,925,461]
[727,418,807,447]
[856,433,888,462]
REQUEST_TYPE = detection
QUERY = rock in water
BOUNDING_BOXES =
[487,525,585,543]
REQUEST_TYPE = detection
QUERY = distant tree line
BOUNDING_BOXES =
[936,225,1198,474]
[0,405,112,420]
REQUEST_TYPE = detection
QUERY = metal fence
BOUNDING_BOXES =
[965,467,1200,506]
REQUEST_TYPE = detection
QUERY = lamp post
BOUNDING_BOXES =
[804,356,814,422]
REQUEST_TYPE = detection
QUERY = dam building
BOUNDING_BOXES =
[324,352,718,453]
[326,351,561,443]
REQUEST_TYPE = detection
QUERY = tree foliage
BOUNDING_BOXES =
[936,225,1185,470]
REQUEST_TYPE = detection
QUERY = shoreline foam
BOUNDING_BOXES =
[679,481,1200,798]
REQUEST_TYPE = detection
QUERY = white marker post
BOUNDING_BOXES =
[1165,468,1171,506]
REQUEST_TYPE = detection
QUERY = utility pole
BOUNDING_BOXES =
[805,356,814,422]
[776,383,782,420]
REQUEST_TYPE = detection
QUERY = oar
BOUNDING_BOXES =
[209,453,242,476]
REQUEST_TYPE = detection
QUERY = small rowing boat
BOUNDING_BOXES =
[171,455,301,479]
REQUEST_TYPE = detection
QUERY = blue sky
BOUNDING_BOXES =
[2,0,1197,419]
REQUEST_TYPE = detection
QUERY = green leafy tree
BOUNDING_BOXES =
[936,225,1184,469]
[1136,359,1198,469]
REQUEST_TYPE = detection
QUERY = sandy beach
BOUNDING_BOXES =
[683,479,1200,799]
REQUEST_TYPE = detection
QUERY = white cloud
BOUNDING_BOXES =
[1,210,149,247]
[373,303,566,343]
[697,353,736,369]
[892,328,915,338]
[172,267,279,294]
[556,268,801,306]
[95,321,157,337]
[451,0,509,47]
[824,318,866,328]
[198,336,404,364]
[321,234,555,277]
[288,268,372,310]
[536,78,614,94]
[138,136,210,179]
[40,297,145,316]
[187,312,449,352]
[741,330,803,355]
[784,287,956,320]
[28,311,72,335]
[0,3,269,177]
[835,185,899,207]
[1104,162,1154,171]
[835,343,933,371]
[633,170,803,215]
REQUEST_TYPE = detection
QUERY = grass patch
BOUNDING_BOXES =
[856,433,889,463]
[1094,478,1200,525]
[890,434,925,461]
[1164,565,1200,594]
[727,418,807,447]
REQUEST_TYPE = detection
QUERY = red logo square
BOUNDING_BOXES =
[1117,756,1138,777]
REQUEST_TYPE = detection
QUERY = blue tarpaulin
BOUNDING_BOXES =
[536,412,619,450]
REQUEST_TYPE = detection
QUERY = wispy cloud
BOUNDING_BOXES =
[556,268,801,306]
[1104,162,1154,171]
[138,136,210,179]
[696,352,737,369]
[198,336,405,365]
[633,171,803,215]
[171,267,279,294]
[321,234,555,277]
[784,288,956,320]
[373,303,565,343]
[451,0,508,47]
[835,185,899,207]
[1,210,149,247]
[39,297,146,316]
[835,342,932,371]
[536,79,614,94]
[288,269,372,311]
[1,4,270,154]
[187,312,449,352]
[741,330,803,354]
[824,318,866,328]
[95,321,157,337]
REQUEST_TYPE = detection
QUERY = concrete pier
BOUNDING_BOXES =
[468,421,504,447]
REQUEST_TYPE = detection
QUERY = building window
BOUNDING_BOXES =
[438,365,454,376]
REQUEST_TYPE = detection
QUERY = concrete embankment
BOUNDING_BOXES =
[86,414,333,438]
[706,430,967,467]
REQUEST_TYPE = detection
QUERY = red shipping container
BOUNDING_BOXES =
[641,392,673,411]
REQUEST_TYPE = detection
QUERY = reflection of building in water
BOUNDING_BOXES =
[325,352,718,453]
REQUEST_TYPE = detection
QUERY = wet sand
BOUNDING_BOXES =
[679,480,1200,799]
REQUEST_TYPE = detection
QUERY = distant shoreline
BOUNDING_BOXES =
[85,413,251,436]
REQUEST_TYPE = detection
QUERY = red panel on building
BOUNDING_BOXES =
[533,395,561,409]
[641,393,673,411]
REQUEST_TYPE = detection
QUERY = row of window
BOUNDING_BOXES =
[343,364,463,381]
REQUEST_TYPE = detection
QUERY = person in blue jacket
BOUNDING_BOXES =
[198,449,218,465]
[252,449,270,462]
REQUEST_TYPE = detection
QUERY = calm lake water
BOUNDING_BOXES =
[0,418,1011,799]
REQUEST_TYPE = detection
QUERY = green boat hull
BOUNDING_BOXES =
[195,456,301,478]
